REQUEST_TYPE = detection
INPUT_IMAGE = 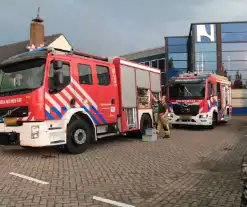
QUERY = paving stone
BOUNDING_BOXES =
[0,117,245,206]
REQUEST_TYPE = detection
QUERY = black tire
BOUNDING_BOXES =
[126,114,152,138]
[209,112,217,129]
[140,114,152,135]
[172,124,179,129]
[222,109,229,124]
[63,119,92,154]
[21,146,36,150]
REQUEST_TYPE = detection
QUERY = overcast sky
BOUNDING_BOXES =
[0,0,247,56]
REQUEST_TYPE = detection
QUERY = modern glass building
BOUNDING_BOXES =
[121,21,247,114]
[165,22,247,84]
[165,21,247,114]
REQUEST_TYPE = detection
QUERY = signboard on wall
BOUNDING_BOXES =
[195,24,216,43]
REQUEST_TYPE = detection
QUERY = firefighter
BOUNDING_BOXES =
[151,94,170,138]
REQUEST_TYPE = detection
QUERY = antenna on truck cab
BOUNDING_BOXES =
[71,49,108,62]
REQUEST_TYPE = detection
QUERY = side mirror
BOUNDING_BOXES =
[54,71,64,86]
[53,60,63,70]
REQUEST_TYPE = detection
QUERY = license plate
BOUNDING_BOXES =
[181,115,191,120]
[4,118,18,126]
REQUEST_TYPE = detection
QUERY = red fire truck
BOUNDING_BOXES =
[0,48,161,154]
[167,72,232,128]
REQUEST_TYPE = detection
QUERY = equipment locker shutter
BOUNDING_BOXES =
[120,65,137,107]
[150,73,161,92]
[136,69,150,89]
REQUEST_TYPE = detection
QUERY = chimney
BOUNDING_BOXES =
[28,7,44,50]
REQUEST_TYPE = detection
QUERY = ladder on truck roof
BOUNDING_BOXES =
[2,47,119,66]
[70,50,108,62]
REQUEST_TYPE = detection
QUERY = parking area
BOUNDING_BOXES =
[0,117,246,207]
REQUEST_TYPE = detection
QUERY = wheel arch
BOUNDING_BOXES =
[138,109,153,128]
[62,108,97,142]
[141,113,153,125]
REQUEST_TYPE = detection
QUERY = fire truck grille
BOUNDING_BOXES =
[173,104,200,116]
[0,106,29,118]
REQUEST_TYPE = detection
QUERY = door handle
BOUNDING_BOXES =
[111,98,115,104]
[70,98,76,106]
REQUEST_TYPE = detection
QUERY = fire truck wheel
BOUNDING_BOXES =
[209,112,217,129]
[65,119,91,154]
[126,114,152,138]
[172,124,180,129]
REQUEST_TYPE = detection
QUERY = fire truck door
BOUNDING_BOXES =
[95,64,118,124]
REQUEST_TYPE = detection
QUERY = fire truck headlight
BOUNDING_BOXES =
[199,114,208,118]
[31,125,39,139]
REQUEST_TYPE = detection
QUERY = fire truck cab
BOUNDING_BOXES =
[0,48,161,154]
[167,72,232,128]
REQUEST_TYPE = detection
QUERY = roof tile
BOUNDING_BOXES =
[0,33,62,62]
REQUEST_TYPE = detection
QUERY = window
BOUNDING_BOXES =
[222,43,247,51]
[0,59,45,95]
[144,61,150,66]
[78,64,93,85]
[151,60,158,68]
[195,43,216,52]
[167,37,188,45]
[222,33,247,42]
[195,61,217,71]
[217,83,221,95]
[168,53,187,60]
[167,45,187,53]
[213,83,217,96]
[221,23,247,33]
[222,61,247,70]
[49,60,70,90]
[96,65,110,86]
[222,51,247,61]
[208,82,213,96]
[169,81,206,99]
[195,52,217,62]
[171,61,187,69]
[202,69,217,74]
[158,59,165,71]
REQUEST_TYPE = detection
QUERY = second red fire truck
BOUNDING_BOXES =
[167,72,232,128]
[0,48,161,154]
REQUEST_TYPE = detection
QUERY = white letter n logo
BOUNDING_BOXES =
[196,24,215,42]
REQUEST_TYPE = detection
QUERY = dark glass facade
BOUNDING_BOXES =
[122,21,247,113]
[165,36,188,74]
[165,22,247,88]
[165,21,247,114]
[136,53,165,71]
[193,24,217,74]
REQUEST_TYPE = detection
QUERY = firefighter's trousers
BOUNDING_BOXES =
[157,115,170,137]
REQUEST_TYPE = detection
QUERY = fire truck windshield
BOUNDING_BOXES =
[0,58,45,96]
[169,80,206,100]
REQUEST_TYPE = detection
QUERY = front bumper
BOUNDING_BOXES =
[0,120,67,147]
[168,113,212,126]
